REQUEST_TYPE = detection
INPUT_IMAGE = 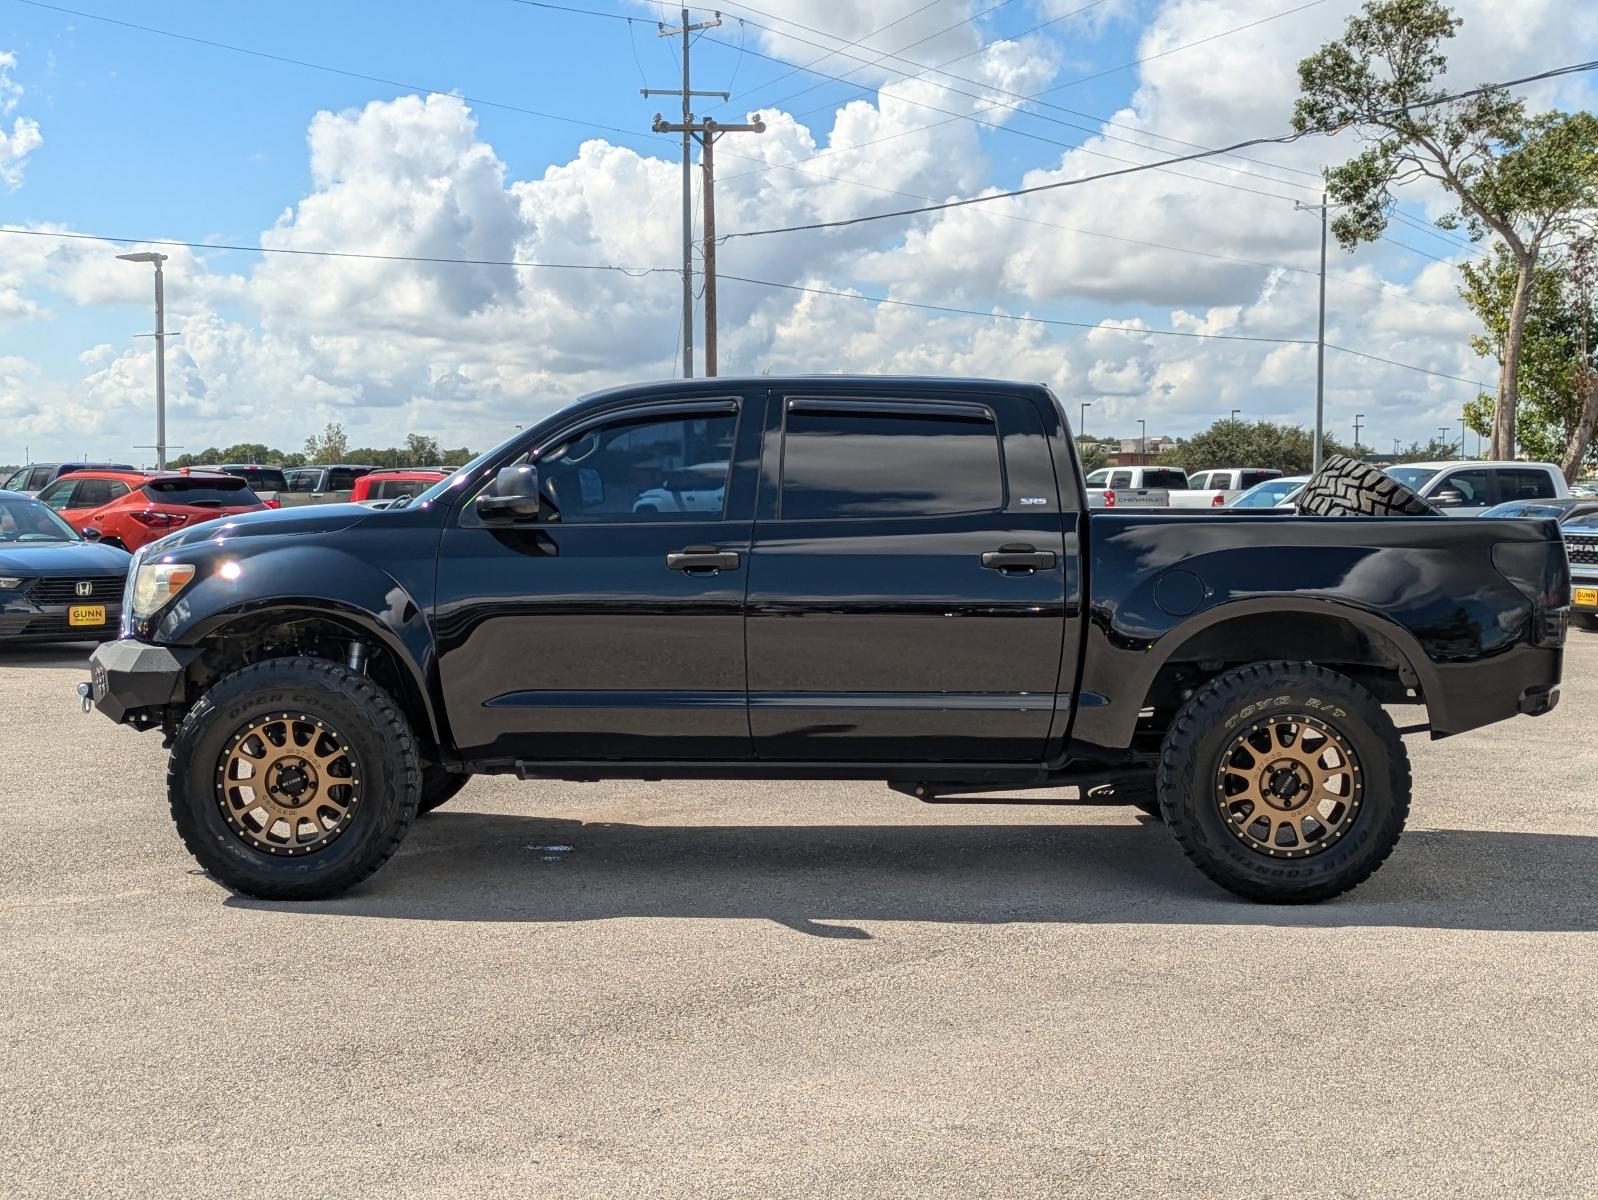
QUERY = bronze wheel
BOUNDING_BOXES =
[217,712,362,855]
[1216,715,1361,857]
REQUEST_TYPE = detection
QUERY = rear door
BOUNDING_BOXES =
[745,389,1070,762]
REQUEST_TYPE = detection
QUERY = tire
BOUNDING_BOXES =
[1157,661,1410,903]
[1572,612,1598,631]
[1294,455,1440,517]
[167,657,422,900]
[418,764,471,813]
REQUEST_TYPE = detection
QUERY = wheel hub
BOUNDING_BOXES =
[1215,715,1362,858]
[217,713,362,855]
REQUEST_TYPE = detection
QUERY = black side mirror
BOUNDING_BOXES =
[476,465,541,522]
[81,526,102,543]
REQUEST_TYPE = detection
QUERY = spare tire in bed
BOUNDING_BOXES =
[1295,455,1441,517]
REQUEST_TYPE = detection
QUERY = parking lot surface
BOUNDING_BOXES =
[3,638,1595,1199]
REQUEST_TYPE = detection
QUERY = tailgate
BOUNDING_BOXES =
[1088,487,1169,509]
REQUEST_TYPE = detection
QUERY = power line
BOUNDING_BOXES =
[0,225,673,275]
[725,59,1598,240]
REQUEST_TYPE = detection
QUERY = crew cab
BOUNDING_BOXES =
[1384,461,1567,515]
[82,377,1568,906]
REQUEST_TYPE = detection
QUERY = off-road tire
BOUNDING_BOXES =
[1157,661,1410,903]
[1572,612,1598,632]
[1295,455,1440,517]
[419,764,471,814]
[167,657,422,900]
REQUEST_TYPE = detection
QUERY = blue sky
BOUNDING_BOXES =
[0,0,1593,461]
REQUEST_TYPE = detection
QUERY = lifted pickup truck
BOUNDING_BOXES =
[84,377,1568,904]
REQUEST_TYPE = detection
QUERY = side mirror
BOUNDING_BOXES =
[476,464,541,522]
[1432,488,1466,507]
[81,526,102,543]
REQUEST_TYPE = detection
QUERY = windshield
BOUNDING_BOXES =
[1386,466,1440,490]
[1232,479,1302,508]
[0,495,80,542]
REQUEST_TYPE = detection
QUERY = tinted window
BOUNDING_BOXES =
[1108,471,1133,488]
[1084,469,1109,487]
[36,479,77,509]
[142,477,260,507]
[26,467,53,491]
[539,411,736,522]
[223,467,287,490]
[283,469,317,491]
[71,478,119,508]
[1239,470,1279,489]
[1500,468,1558,501]
[326,468,362,491]
[780,407,1002,520]
[1433,469,1495,506]
[375,478,427,500]
[1142,468,1189,489]
[1387,466,1440,490]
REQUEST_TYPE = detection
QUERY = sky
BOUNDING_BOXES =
[1,0,1596,464]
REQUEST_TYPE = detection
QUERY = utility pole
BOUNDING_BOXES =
[1459,415,1467,460]
[1353,413,1364,457]
[1439,426,1450,455]
[1079,401,1090,440]
[652,106,765,377]
[1138,418,1147,462]
[1296,193,1329,471]
[645,9,737,379]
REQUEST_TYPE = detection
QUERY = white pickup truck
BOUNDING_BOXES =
[1083,465,1191,508]
[1382,460,1567,515]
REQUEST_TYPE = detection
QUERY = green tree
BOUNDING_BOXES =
[1078,443,1109,474]
[402,433,442,466]
[1389,437,1459,463]
[1159,418,1350,475]
[304,421,349,466]
[1460,238,1598,477]
[1293,0,1598,458]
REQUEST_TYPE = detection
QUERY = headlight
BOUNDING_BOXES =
[130,562,196,618]
[0,576,23,590]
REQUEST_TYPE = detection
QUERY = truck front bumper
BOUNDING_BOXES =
[85,639,201,725]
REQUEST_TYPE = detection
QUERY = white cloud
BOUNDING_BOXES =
[0,50,41,189]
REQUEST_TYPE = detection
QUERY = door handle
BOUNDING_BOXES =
[981,544,1056,572]
[667,546,741,571]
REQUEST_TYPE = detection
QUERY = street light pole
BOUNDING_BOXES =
[1230,408,1240,422]
[1079,401,1091,440]
[1439,426,1451,455]
[117,251,169,470]
[1295,192,1329,471]
[1138,418,1147,462]
[1352,413,1364,457]
[1459,415,1467,461]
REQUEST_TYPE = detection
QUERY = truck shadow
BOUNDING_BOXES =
[227,812,1598,937]
[0,642,99,669]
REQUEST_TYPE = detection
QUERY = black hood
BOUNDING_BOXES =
[143,503,374,555]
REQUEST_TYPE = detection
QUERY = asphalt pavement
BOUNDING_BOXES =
[2,636,1595,1198]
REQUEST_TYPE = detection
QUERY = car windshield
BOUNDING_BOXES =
[1232,479,1302,508]
[1386,466,1440,490]
[0,495,80,542]
[1482,501,1566,519]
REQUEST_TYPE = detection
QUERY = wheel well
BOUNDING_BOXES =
[177,614,438,759]
[1137,612,1425,739]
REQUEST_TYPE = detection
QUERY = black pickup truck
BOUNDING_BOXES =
[84,377,1568,904]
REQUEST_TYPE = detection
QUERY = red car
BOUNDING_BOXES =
[350,468,448,505]
[36,470,269,552]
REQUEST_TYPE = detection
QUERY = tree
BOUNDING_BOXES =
[1078,443,1109,474]
[1389,437,1459,463]
[1293,0,1598,458]
[1158,418,1350,475]
[1460,239,1598,477]
[402,433,442,466]
[304,421,349,466]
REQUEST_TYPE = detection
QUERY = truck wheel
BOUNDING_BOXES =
[418,764,471,813]
[1295,455,1439,517]
[166,657,421,900]
[1157,662,1409,903]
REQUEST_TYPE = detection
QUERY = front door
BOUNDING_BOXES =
[745,390,1071,762]
[435,395,761,763]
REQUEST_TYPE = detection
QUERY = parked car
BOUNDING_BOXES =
[1084,465,1190,508]
[38,470,267,552]
[1559,512,1598,629]
[0,490,131,644]
[350,468,449,506]
[1,462,138,495]
[213,464,288,508]
[631,462,728,514]
[282,465,376,494]
[1174,467,1284,508]
[1479,496,1598,524]
[85,376,1567,908]
[1383,461,1567,515]
[1228,475,1311,509]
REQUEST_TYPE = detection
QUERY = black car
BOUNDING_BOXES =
[2,462,139,495]
[84,376,1567,905]
[0,491,132,644]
